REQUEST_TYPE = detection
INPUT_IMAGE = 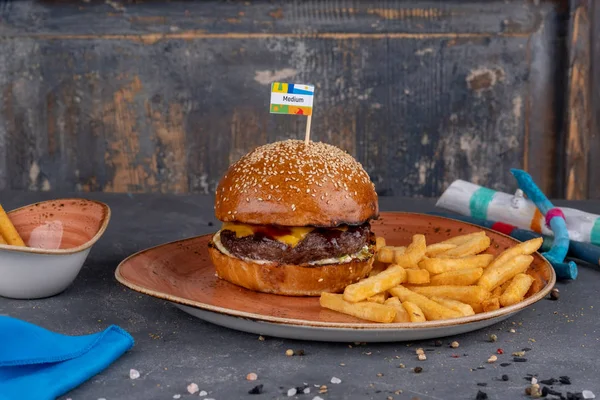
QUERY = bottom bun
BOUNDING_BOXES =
[208,242,374,296]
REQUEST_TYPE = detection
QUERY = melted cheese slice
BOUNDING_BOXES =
[221,222,314,247]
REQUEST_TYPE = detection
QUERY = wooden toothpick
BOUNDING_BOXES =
[304,115,312,144]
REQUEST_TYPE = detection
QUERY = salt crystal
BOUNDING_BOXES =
[187,383,199,394]
[287,388,297,397]
[246,372,258,381]
[129,369,140,379]
[199,390,208,397]
[531,377,538,385]
[173,395,181,399]
[583,390,596,399]
[331,377,342,384]
[304,387,311,394]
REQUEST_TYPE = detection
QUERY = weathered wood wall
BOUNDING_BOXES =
[0,0,570,197]
[565,0,592,200]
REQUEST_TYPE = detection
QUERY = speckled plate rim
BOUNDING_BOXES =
[115,212,556,330]
[171,303,516,342]
[0,198,111,255]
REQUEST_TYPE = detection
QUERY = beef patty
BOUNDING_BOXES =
[219,223,372,265]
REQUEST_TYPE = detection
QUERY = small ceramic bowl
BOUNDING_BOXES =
[0,198,110,299]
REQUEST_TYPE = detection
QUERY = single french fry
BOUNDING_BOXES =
[367,292,387,304]
[440,231,487,246]
[425,243,457,257]
[406,285,491,304]
[406,268,430,284]
[438,235,491,258]
[470,303,484,314]
[343,265,407,303]
[477,254,533,291]
[418,254,493,274]
[482,297,501,312]
[375,236,386,251]
[486,237,543,271]
[430,296,475,316]
[389,285,462,321]
[377,246,395,263]
[394,247,419,268]
[402,301,426,322]
[491,286,504,297]
[384,297,411,322]
[384,296,401,305]
[394,234,426,267]
[320,293,396,323]
[499,273,534,307]
[500,280,512,292]
[0,204,25,247]
[429,267,484,286]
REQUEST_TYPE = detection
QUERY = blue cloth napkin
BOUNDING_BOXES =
[0,316,134,400]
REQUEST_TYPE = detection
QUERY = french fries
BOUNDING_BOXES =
[429,267,483,286]
[343,265,407,303]
[367,292,387,304]
[320,293,396,323]
[406,268,430,284]
[394,234,426,267]
[477,255,533,291]
[430,296,475,316]
[499,273,534,307]
[377,246,405,263]
[406,285,491,304]
[0,235,6,245]
[425,243,457,257]
[384,297,411,322]
[438,235,491,258]
[402,301,426,322]
[0,204,25,247]
[389,285,462,321]
[418,254,494,274]
[318,229,542,324]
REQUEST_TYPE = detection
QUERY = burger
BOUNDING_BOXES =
[208,139,379,296]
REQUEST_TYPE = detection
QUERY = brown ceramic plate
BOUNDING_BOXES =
[115,212,555,342]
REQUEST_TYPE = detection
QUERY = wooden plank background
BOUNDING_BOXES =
[0,0,571,197]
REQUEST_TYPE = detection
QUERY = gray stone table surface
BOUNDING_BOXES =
[1,191,599,400]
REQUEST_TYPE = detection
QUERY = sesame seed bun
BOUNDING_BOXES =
[208,242,375,296]
[214,140,379,227]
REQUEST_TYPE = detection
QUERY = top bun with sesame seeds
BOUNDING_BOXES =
[214,139,379,227]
